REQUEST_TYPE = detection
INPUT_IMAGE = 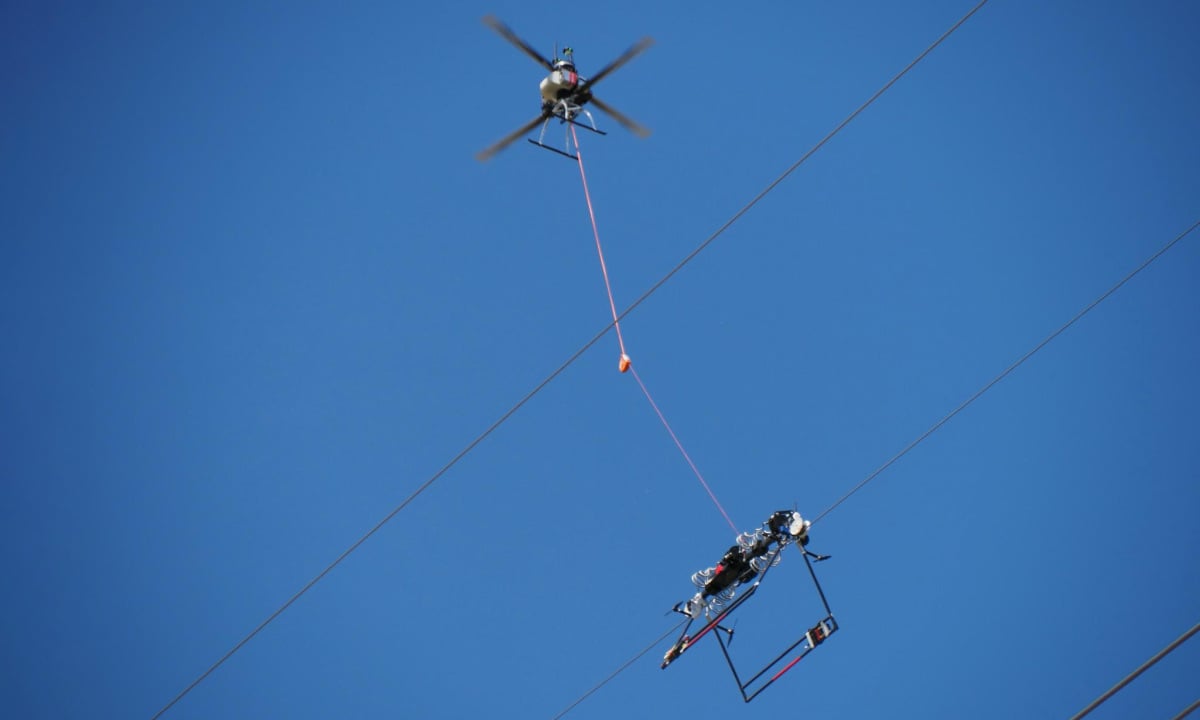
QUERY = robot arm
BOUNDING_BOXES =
[767,510,810,542]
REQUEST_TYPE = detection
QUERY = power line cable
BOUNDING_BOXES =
[1172,697,1200,720]
[152,2,990,715]
[609,0,992,330]
[1069,620,1200,720]
[150,327,607,719]
[813,217,1200,525]
[549,620,688,720]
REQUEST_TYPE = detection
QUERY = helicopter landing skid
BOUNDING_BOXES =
[526,138,578,160]
[558,115,607,135]
[528,107,607,160]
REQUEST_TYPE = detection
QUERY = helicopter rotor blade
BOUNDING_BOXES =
[476,113,549,162]
[578,37,654,93]
[589,96,651,138]
[482,15,555,70]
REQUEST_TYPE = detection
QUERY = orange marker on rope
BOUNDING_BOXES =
[619,354,632,373]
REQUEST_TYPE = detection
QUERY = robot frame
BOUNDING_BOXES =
[661,510,839,703]
[476,15,653,162]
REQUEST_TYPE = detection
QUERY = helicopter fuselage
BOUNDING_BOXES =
[476,15,652,161]
[539,69,591,113]
[539,68,577,102]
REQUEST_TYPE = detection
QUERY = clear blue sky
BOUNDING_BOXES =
[2,2,1197,718]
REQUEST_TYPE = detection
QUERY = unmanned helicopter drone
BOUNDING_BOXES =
[476,15,653,161]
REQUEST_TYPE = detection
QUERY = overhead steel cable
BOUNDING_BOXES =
[610,0,992,330]
[1068,620,1200,720]
[548,619,688,720]
[1172,698,1200,720]
[152,2,990,716]
[149,325,610,720]
[548,217,1199,718]
[813,217,1200,525]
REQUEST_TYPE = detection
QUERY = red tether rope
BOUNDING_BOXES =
[570,123,737,534]
[570,124,630,370]
[630,365,739,534]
